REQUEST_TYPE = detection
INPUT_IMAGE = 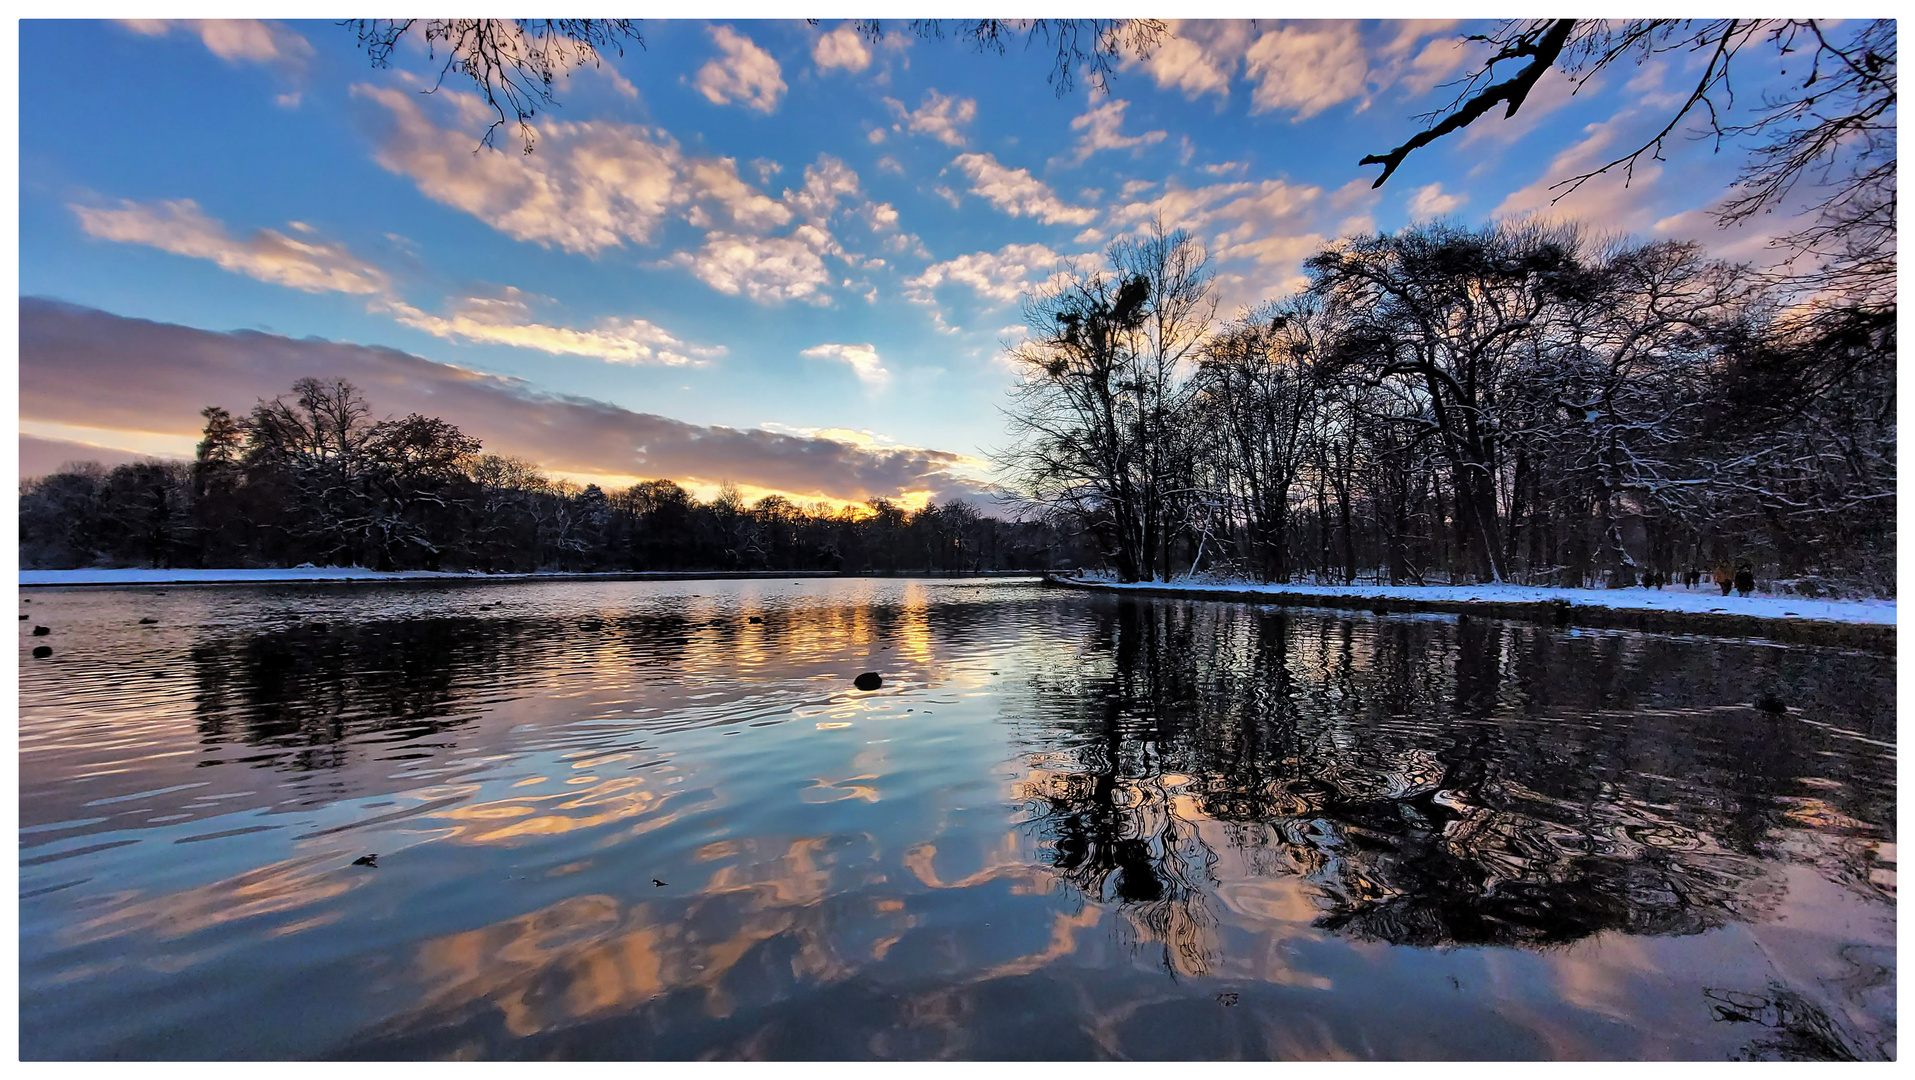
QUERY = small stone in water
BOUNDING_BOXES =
[139,617,159,625]
[32,626,49,636]
[854,672,883,691]
[32,645,52,659]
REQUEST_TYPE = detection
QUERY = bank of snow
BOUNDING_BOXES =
[1056,578,1895,627]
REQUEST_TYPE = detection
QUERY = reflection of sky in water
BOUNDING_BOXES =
[18,579,1897,1059]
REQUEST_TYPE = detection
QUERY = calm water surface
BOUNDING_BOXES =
[18,578,1896,1059]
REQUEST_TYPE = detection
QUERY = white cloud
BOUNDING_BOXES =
[802,343,890,387]
[677,232,833,304]
[73,198,389,295]
[121,18,310,69]
[1122,19,1251,100]
[1108,177,1330,304]
[121,19,311,104]
[813,24,872,73]
[384,288,722,366]
[783,155,864,226]
[886,90,978,147]
[1399,34,1474,95]
[1493,119,1657,227]
[74,198,721,365]
[1243,22,1371,119]
[907,242,1082,305]
[355,85,793,254]
[951,153,1097,226]
[1406,183,1466,220]
[1064,99,1167,164]
[694,25,786,113]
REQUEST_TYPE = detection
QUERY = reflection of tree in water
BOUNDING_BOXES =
[1705,960,1896,1063]
[1015,597,1893,955]
[181,586,1041,773]
[1017,599,1222,977]
[190,617,500,771]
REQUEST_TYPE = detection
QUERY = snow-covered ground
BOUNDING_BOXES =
[1062,578,1896,626]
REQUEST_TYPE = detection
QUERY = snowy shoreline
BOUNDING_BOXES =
[1047,576,1895,651]
[1050,577,1894,625]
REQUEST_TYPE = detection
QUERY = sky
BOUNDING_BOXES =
[17,17,1804,509]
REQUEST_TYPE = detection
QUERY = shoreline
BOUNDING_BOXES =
[1042,576,1897,653]
[19,568,1045,589]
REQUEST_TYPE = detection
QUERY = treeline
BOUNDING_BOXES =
[19,377,1083,574]
[1002,221,1895,595]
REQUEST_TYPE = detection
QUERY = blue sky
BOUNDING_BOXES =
[19,18,1794,506]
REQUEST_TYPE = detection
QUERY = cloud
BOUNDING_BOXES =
[357,85,695,253]
[782,155,864,225]
[907,243,1081,305]
[950,153,1096,226]
[1109,178,1323,266]
[73,198,389,295]
[19,298,990,505]
[382,289,722,366]
[801,343,890,387]
[1406,183,1466,221]
[1063,99,1166,164]
[20,434,180,476]
[75,199,721,366]
[355,86,879,304]
[813,24,872,73]
[885,91,978,147]
[1492,119,1657,228]
[1108,177,1332,306]
[121,18,310,69]
[694,25,786,113]
[1243,22,1371,119]
[675,232,833,304]
[1122,19,1251,100]
[1399,34,1474,96]
[356,84,811,258]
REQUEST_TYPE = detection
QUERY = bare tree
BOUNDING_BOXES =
[1365,20,1895,304]
[999,226,1213,582]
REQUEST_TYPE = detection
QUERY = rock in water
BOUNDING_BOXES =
[32,645,52,658]
[352,854,379,867]
[138,617,159,625]
[18,614,27,620]
[748,616,763,624]
[854,672,883,691]
[31,626,49,636]
[1754,693,1788,715]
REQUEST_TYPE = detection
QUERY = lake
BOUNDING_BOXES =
[17,577,1896,1060]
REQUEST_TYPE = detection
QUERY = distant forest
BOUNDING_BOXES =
[19,377,1085,575]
